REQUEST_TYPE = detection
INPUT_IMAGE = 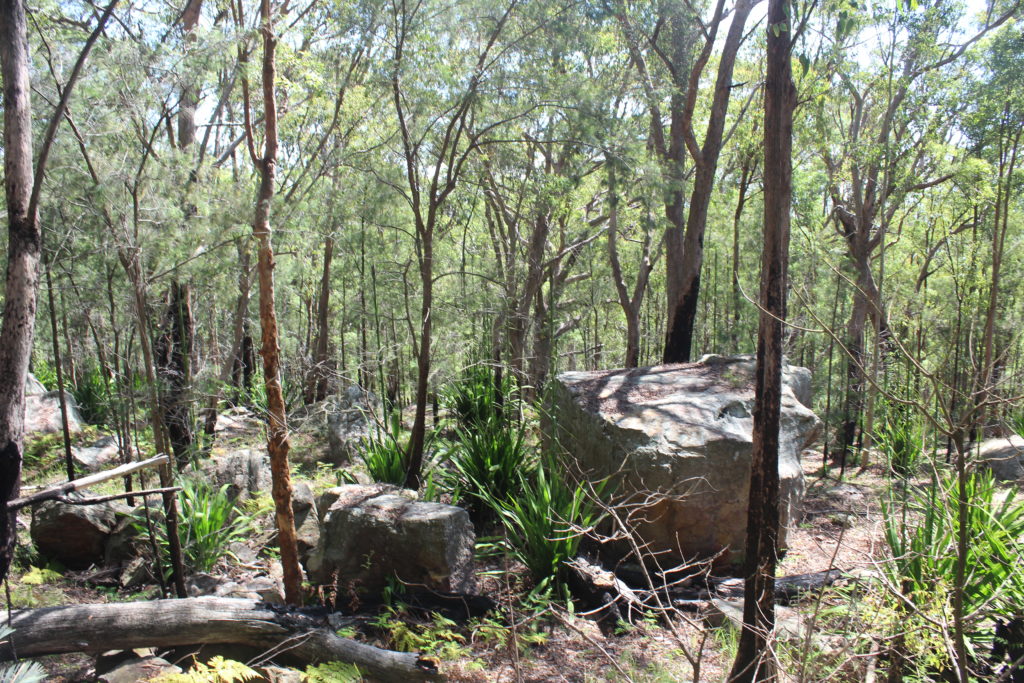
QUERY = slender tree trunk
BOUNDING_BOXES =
[45,261,75,481]
[305,233,334,404]
[405,234,433,490]
[729,0,793,676]
[205,238,251,434]
[0,0,39,583]
[248,0,302,604]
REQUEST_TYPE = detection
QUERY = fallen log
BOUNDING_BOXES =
[0,597,441,682]
[6,454,170,511]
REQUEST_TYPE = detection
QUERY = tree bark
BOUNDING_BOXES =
[304,233,335,404]
[156,281,196,469]
[246,0,303,605]
[729,0,793,678]
[1,598,441,682]
[0,0,39,584]
[661,0,757,363]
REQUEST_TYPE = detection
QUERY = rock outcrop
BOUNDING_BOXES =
[293,386,377,466]
[306,485,475,596]
[979,435,1024,482]
[201,449,273,502]
[549,354,820,568]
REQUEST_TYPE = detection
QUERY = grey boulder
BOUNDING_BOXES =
[201,449,272,501]
[549,355,821,568]
[24,388,83,435]
[979,435,1024,482]
[306,485,474,596]
[72,435,121,472]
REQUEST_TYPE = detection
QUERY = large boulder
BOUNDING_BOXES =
[979,435,1024,482]
[549,355,821,568]
[294,386,377,466]
[23,373,83,435]
[306,485,475,596]
[31,499,129,568]
[201,449,272,502]
[72,435,121,472]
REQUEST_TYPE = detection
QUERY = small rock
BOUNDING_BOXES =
[97,655,180,683]
[258,665,303,683]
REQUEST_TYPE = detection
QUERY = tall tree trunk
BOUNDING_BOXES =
[729,0,793,676]
[204,237,251,434]
[0,0,39,584]
[404,235,433,490]
[156,282,195,469]
[662,0,756,363]
[246,0,302,604]
[304,233,334,404]
[45,261,75,481]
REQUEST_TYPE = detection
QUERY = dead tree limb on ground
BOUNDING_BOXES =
[0,597,442,682]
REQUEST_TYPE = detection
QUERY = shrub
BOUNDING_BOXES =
[483,454,605,589]
[135,478,253,577]
[72,363,113,426]
[443,364,518,430]
[873,408,924,477]
[448,416,529,517]
[359,411,409,486]
[883,470,1024,666]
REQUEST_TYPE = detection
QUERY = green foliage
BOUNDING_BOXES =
[873,406,924,477]
[135,478,253,577]
[883,470,1024,661]
[448,416,529,516]
[442,364,519,429]
[18,565,62,586]
[484,454,605,588]
[71,363,113,426]
[1008,411,1024,441]
[154,656,259,682]
[303,661,363,682]
[30,357,60,392]
[372,608,471,661]
[359,411,409,486]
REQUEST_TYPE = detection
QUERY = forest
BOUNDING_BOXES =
[1,0,1023,679]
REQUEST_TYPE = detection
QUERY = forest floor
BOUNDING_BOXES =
[10,423,900,682]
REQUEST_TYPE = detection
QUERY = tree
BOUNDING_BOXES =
[729,0,795,677]
[612,0,760,363]
[238,0,303,604]
[0,0,117,585]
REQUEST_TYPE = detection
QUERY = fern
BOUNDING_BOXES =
[304,661,363,682]
[154,656,259,682]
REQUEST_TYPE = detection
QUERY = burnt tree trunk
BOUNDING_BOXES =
[304,233,335,404]
[156,281,195,470]
[729,0,793,678]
